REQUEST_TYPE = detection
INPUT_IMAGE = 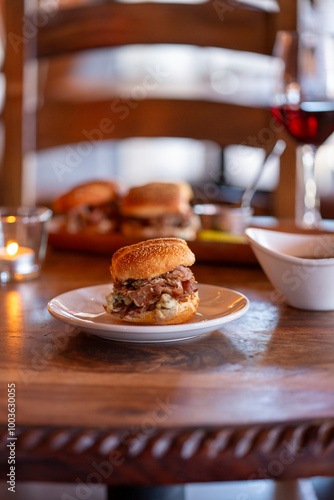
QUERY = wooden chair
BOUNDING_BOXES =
[0,0,297,216]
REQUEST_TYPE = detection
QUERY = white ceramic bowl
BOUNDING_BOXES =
[245,227,334,311]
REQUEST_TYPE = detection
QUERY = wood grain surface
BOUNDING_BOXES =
[0,247,333,483]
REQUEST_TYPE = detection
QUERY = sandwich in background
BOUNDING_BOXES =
[52,180,122,234]
[105,237,199,325]
[119,182,201,240]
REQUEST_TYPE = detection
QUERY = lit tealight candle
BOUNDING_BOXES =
[0,242,35,277]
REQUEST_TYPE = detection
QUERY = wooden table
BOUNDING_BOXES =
[0,247,334,491]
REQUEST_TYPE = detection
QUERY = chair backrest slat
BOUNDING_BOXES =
[35,2,276,59]
[0,0,298,215]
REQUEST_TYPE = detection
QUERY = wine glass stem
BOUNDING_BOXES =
[296,144,322,229]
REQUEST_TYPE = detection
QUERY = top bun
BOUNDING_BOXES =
[120,182,194,218]
[111,237,195,281]
[53,180,121,213]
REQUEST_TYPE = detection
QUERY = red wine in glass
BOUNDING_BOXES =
[272,31,334,228]
[271,101,334,145]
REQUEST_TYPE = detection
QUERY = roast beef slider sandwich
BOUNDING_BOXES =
[120,182,200,240]
[105,238,199,325]
[52,180,122,234]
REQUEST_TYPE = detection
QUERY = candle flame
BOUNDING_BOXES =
[6,242,19,256]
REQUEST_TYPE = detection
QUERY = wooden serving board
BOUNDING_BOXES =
[47,228,257,264]
[47,216,334,264]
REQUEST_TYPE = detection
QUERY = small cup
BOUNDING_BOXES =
[194,204,254,235]
[0,207,52,283]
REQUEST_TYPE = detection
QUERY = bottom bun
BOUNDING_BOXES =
[110,291,199,325]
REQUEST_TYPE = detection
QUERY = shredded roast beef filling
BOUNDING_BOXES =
[109,266,197,318]
[125,211,194,229]
[67,202,119,233]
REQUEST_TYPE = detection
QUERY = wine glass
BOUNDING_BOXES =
[271,31,334,228]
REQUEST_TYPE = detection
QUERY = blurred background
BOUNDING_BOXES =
[36,1,334,216]
[1,0,334,216]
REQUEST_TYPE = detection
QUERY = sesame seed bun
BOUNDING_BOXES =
[110,237,195,281]
[120,182,194,217]
[53,180,121,213]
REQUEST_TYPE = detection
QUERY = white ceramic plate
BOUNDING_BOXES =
[47,283,249,343]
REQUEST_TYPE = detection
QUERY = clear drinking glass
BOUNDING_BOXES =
[0,207,52,283]
[271,31,334,228]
